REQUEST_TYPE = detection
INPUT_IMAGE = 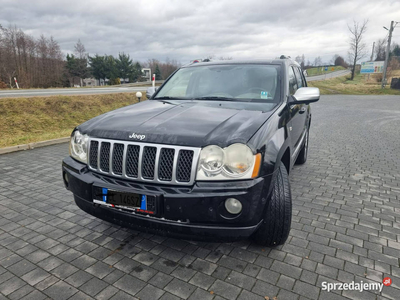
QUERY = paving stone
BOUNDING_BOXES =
[292,280,320,299]
[21,268,50,286]
[109,290,138,300]
[51,262,79,279]
[136,284,165,300]
[165,278,196,299]
[43,281,78,300]
[86,261,114,279]
[251,279,279,298]
[113,274,146,296]
[65,270,94,288]
[189,272,215,290]
[171,265,197,282]
[94,285,119,300]
[226,270,256,290]
[130,264,157,281]
[188,287,214,300]
[80,277,109,296]
[209,279,241,299]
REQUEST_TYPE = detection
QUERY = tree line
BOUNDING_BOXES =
[0,25,180,89]
[0,25,65,88]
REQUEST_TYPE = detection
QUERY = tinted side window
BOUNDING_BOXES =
[294,67,304,89]
[288,67,298,95]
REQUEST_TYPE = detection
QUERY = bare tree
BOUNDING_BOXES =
[348,20,368,80]
[0,24,64,88]
[74,39,86,59]
[73,39,89,86]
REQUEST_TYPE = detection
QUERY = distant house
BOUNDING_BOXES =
[83,78,98,86]
[142,68,151,81]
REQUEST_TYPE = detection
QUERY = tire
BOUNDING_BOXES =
[252,164,292,246]
[295,128,309,165]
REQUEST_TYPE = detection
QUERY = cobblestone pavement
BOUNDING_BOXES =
[0,95,399,300]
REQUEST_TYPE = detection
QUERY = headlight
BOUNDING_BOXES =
[69,130,89,163]
[199,145,225,174]
[196,143,261,180]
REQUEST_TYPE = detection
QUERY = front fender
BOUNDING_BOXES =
[248,105,291,177]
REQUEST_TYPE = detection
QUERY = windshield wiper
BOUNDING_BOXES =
[194,96,238,102]
[153,96,186,104]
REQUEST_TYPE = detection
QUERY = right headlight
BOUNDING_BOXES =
[196,144,261,181]
[69,130,89,164]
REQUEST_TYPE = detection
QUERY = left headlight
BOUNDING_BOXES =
[196,143,261,181]
[69,130,89,164]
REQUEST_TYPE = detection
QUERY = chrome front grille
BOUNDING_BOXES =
[88,138,201,186]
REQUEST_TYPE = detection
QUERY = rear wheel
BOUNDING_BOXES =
[252,164,292,246]
[295,128,309,165]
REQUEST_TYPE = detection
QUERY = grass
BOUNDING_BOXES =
[306,66,346,76]
[0,93,147,148]
[308,71,400,95]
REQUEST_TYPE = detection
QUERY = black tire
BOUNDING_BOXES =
[295,128,309,165]
[252,164,292,246]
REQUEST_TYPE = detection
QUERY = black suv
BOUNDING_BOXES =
[62,58,319,246]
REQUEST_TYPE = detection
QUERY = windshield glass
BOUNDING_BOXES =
[154,64,281,103]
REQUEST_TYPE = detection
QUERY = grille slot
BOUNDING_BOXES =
[89,138,199,185]
[126,145,140,177]
[112,144,124,175]
[177,150,194,182]
[158,148,175,181]
[99,142,111,172]
[89,141,99,169]
[142,147,157,179]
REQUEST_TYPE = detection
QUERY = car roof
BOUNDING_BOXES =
[182,58,300,68]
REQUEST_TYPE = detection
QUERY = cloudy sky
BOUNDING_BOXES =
[1,0,399,64]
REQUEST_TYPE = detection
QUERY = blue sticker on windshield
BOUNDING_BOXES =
[261,91,268,99]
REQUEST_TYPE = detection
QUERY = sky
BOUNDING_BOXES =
[1,0,399,64]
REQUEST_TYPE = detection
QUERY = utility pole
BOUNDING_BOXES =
[381,21,394,88]
[370,42,375,61]
[368,42,375,81]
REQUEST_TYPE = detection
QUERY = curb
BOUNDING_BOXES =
[0,137,70,155]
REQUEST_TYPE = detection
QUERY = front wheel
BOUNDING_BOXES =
[252,164,292,246]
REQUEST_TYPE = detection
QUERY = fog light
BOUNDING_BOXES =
[63,172,69,188]
[225,198,242,214]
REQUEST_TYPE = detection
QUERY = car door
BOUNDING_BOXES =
[287,66,305,151]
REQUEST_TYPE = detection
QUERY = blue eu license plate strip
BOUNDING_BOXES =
[140,195,147,210]
[102,188,108,202]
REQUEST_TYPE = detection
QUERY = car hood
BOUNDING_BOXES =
[78,100,274,148]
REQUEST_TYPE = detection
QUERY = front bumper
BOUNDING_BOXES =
[62,156,273,241]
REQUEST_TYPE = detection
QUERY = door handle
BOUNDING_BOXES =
[299,107,306,114]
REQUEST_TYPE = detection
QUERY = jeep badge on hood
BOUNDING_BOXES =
[129,133,145,140]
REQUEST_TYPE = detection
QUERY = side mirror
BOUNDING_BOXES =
[146,87,157,99]
[292,87,320,104]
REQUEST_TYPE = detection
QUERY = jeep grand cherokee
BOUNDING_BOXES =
[62,58,319,246]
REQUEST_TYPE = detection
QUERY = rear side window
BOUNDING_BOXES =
[293,67,304,88]
[288,67,298,95]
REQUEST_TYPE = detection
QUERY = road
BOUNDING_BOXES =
[1,95,399,299]
[306,69,351,81]
[0,86,148,98]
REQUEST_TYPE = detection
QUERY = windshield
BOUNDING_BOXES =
[154,64,281,103]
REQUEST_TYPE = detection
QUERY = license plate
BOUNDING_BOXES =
[108,190,142,207]
[93,187,156,213]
